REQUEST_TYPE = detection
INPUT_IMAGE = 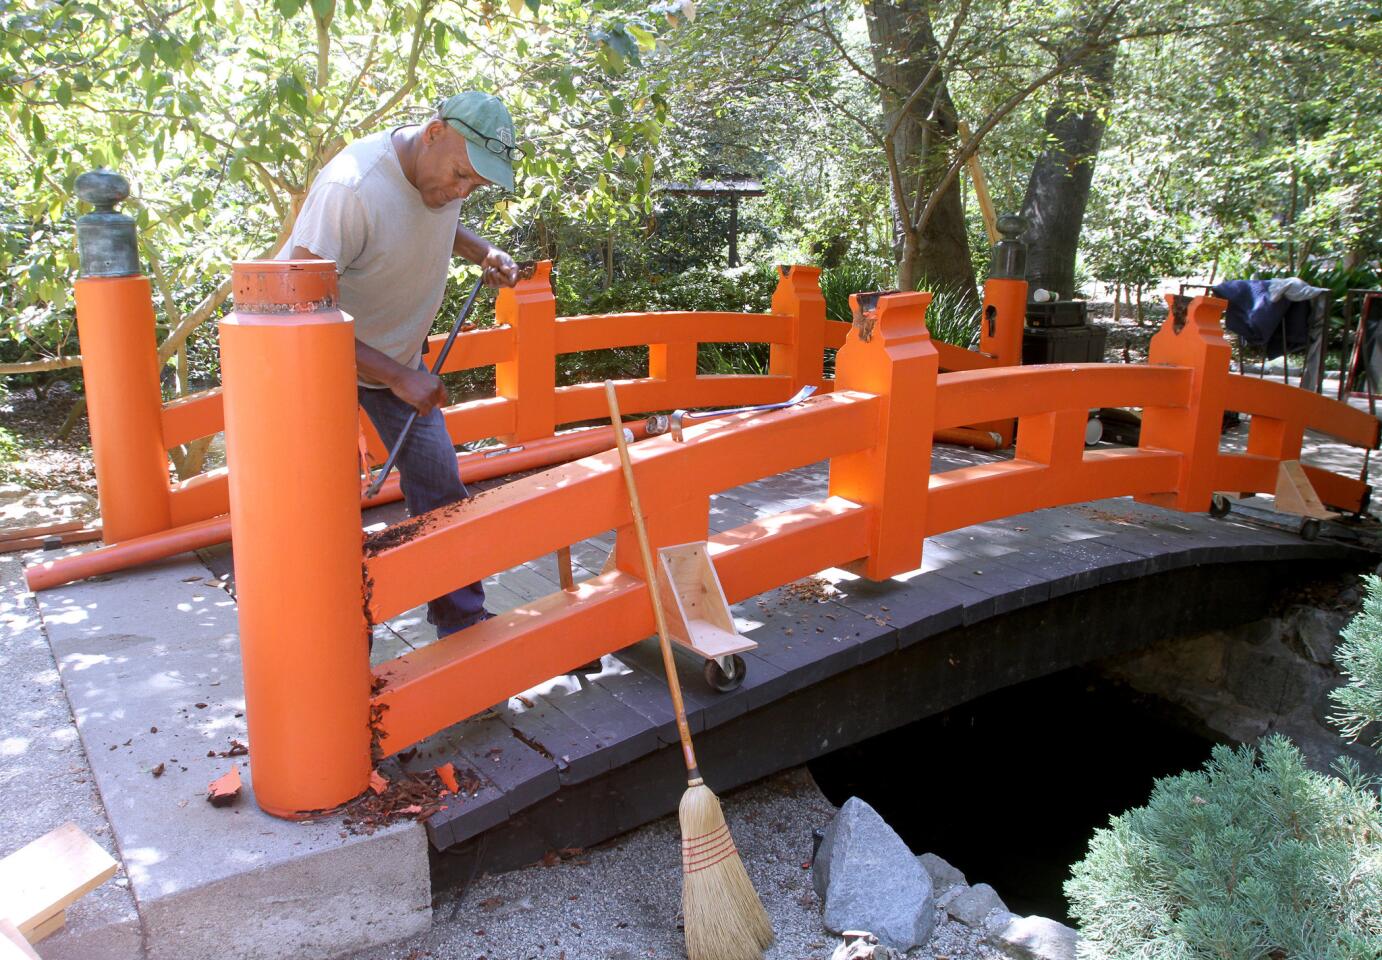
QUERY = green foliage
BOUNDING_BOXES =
[1066,736,1382,960]
[817,262,980,350]
[0,0,684,375]
[1084,194,1187,293]
[1332,575,1382,753]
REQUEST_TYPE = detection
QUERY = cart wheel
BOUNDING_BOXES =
[1300,518,1322,541]
[1209,493,1232,518]
[704,655,746,692]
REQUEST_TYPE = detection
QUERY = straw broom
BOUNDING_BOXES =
[604,381,774,960]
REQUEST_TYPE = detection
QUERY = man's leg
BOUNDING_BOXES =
[358,385,488,636]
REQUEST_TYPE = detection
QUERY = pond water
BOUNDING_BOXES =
[807,665,1219,922]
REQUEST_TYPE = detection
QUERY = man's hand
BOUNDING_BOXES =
[480,248,519,288]
[390,366,449,417]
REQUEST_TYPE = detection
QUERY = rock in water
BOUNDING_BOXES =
[812,797,935,951]
[986,915,1080,960]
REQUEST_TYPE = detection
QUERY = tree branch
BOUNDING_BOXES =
[885,0,969,141]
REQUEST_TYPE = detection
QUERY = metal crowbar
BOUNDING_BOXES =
[668,384,818,442]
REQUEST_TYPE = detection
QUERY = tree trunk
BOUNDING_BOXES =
[863,0,976,298]
[1019,40,1117,299]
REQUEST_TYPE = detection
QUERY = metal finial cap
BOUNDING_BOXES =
[989,211,1029,280]
[75,169,140,279]
[996,213,1027,241]
[75,170,130,210]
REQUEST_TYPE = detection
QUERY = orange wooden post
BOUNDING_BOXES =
[829,290,937,580]
[1138,294,1232,512]
[72,171,172,543]
[650,334,698,389]
[978,278,1026,368]
[220,260,371,818]
[974,214,1028,446]
[770,265,827,392]
[496,260,557,441]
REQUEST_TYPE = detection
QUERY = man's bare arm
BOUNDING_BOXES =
[291,244,446,416]
[453,224,518,287]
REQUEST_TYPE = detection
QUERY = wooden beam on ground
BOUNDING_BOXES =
[0,822,118,942]
[0,527,103,555]
[1274,460,1337,520]
[957,120,999,246]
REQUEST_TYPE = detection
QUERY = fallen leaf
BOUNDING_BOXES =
[151,763,165,778]
[370,770,389,795]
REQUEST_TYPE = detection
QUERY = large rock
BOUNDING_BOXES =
[946,882,1008,928]
[1283,605,1347,666]
[916,852,966,890]
[986,915,1080,960]
[813,797,935,951]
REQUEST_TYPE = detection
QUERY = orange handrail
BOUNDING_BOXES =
[196,282,1382,816]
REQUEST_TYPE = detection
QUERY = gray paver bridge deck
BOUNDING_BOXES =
[200,439,1374,861]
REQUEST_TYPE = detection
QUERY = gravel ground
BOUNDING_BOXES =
[347,768,1001,960]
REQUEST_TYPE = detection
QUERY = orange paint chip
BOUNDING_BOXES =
[435,763,459,794]
[207,764,242,807]
[369,770,389,795]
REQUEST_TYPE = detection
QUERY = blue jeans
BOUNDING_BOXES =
[358,384,487,636]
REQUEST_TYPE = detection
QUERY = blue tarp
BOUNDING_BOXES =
[1211,280,1312,360]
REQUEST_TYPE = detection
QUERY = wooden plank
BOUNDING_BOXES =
[24,912,62,942]
[0,822,116,939]
[0,520,83,543]
[0,919,40,959]
[656,542,755,659]
[957,120,999,246]
[0,528,102,555]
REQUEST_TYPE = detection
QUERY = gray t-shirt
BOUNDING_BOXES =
[280,130,461,387]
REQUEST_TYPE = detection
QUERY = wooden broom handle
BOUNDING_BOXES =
[604,381,700,778]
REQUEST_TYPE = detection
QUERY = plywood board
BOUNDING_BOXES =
[1275,460,1337,520]
[0,822,117,939]
[657,542,755,658]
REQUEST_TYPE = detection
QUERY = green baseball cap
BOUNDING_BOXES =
[437,92,517,192]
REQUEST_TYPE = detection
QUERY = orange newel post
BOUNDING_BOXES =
[978,280,1026,368]
[770,265,827,392]
[829,291,938,580]
[496,260,557,441]
[72,171,173,543]
[1138,294,1232,512]
[220,260,371,818]
[973,214,1029,446]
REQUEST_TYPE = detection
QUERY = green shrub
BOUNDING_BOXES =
[1066,736,1382,960]
[818,263,981,350]
[1332,575,1382,753]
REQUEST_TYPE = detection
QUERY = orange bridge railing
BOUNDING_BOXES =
[28,260,1027,591]
[209,267,1375,818]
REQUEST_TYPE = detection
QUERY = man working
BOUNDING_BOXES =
[283,91,522,637]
